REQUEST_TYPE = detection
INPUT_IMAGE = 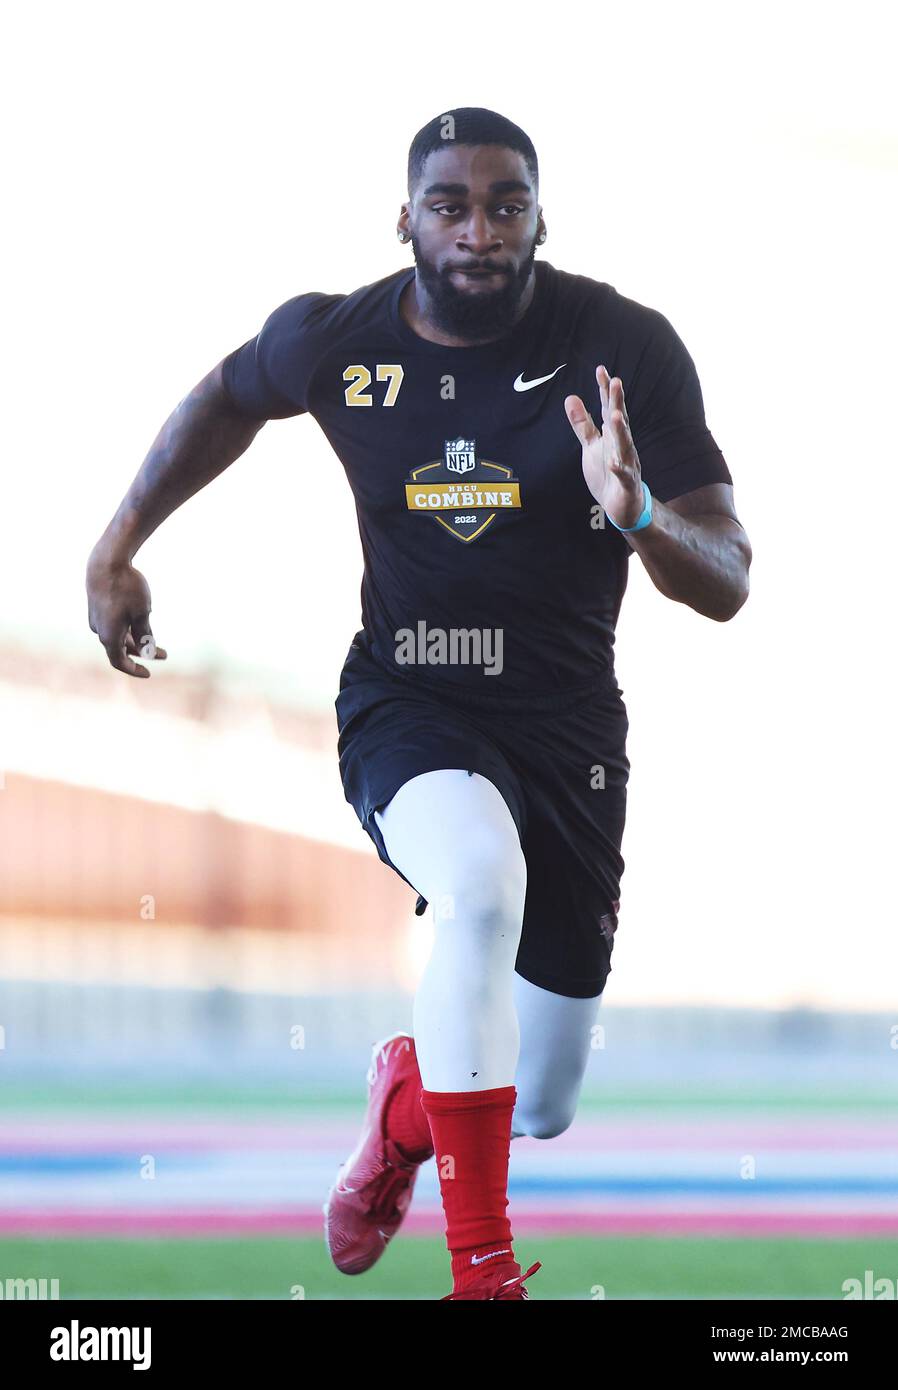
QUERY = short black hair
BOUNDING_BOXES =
[407,107,538,197]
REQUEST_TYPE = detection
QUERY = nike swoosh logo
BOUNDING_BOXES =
[513,364,566,392]
[471,1248,512,1265]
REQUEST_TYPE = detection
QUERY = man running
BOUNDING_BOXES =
[86,107,751,1301]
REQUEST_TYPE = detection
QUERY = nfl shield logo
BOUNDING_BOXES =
[444,437,476,475]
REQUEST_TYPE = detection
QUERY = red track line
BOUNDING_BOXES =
[3,1210,898,1237]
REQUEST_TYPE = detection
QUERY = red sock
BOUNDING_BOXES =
[384,1072,434,1162]
[421,1085,518,1292]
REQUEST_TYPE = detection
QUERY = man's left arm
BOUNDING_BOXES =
[621,480,752,623]
[567,325,752,622]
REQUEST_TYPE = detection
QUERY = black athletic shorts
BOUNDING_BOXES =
[334,631,630,998]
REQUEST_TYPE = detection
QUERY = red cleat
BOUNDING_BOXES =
[441,1260,542,1300]
[323,1032,433,1274]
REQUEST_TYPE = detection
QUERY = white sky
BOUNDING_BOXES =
[3,0,896,1007]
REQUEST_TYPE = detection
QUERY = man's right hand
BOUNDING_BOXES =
[86,549,168,678]
[83,358,265,678]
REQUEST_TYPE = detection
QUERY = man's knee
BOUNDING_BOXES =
[436,830,526,927]
[511,1093,577,1140]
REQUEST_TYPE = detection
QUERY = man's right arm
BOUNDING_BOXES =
[86,359,268,677]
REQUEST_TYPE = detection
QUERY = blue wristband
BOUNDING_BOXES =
[608,480,653,532]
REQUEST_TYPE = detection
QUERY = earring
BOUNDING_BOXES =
[397,231,409,243]
[536,231,546,245]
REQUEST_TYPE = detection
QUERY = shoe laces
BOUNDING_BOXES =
[370,1164,412,1222]
[442,1260,542,1301]
[494,1261,542,1299]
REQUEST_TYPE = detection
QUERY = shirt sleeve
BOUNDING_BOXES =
[220,292,331,420]
[624,308,732,504]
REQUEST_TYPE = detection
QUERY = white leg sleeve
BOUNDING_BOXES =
[510,974,603,1139]
[374,769,526,1093]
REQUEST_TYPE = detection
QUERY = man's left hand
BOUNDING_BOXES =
[565,366,645,528]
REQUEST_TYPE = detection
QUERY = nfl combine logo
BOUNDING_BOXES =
[445,437,476,475]
[404,440,522,543]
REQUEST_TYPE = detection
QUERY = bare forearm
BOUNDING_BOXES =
[92,363,265,563]
[625,504,752,621]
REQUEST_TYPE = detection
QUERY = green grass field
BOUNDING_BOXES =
[2,1078,897,1112]
[1,1236,890,1300]
[4,1070,895,1301]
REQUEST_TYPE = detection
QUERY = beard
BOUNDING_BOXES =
[409,233,539,339]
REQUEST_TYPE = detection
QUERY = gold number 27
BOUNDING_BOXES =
[343,364,405,407]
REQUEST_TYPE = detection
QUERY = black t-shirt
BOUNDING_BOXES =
[221,260,732,702]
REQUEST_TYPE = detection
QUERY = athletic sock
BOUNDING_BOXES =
[421,1085,518,1294]
[383,1070,434,1163]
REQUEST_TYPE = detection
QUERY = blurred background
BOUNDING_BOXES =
[1,0,896,1299]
